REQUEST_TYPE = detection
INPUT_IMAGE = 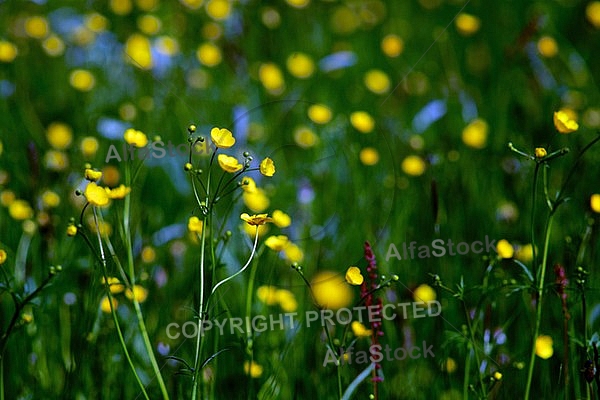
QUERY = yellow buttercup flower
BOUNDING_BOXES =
[455,13,481,36]
[47,122,73,150]
[293,126,319,148]
[81,137,99,158]
[265,235,289,251]
[180,0,203,9]
[0,249,7,264]
[210,127,235,148]
[413,284,436,304]
[244,360,263,378]
[282,242,303,263]
[537,36,558,58]
[350,111,375,133]
[66,224,78,237]
[0,40,18,63]
[196,42,222,67]
[359,148,379,166]
[156,36,179,56]
[275,289,297,312]
[0,190,16,206]
[258,62,285,95]
[345,266,364,285]
[496,239,514,259]
[125,285,149,303]
[110,0,132,15]
[241,177,257,193]
[364,69,391,94]
[286,0,309,8]
[240,213,273,226]
[206,0,231,20]
[100,296,118,313]
[102,276,125,294]
[307,104,332,124]
[243,188,269,212]
[553,110,578,134]
[515,244,535,263]
[462,118,488,149]
[42,34,65,57]
[311,270,353,310]
[401,155,426,176]
[44,150,69,171]
[137,14,161,35]
[535,335,553,359]
[84,182,110,207]
[351,321,372,337]
[257,285,278,305]
[271,210,291,228]
[286,52,315,79]
[217,154,243,173]
[85,12,109,32]
[24,16,49,39]
[381,34,404,58]
[41,190,60,208]
[493,371,502,381]
[259,157,275,177]
[9,199,34,220]
[69,69,96,92]
[141,246,156,263]
[535,147,547,158]
[106,184,131,199]
[590,194,600,213]
[124,33,153,70]
[188,216,203,233]
[586,2,600,28]
[124,128,148,147]
[85,168,103,182]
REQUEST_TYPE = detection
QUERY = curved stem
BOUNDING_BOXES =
[211,227,259,296]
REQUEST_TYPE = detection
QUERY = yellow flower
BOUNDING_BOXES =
[137,14,161,35]
[180,0,204,10]
[535,335,553,359]
[85,13,109,32]
[496,239,514,259]
[241,213,273,226]
[364,69,391,94]
[67,224,78,237]
[493,371,502,381]
[293,126,319,148]
[591,194,600,213]
[271,210,291,228]
[85,168,103,182]
[102,276,125,294]
[258,62,285,95]
[156,36,179,55]
[0,190,15,206]
[345,266,364,285]
[307,104,332,124]
[42,34,65,57]
[401,155,426,176]
[259,157,275,176]
[244,360,263,378]
[106,184,131,199]
[311,271,353,310]
[205,0,232,20]
[286,0,310,8]
[44,150,69,171]
[444,358,457,373]
[125,285,149,303]
[413,284,436,304]
[84,182,110,207]
[351,321,373,337]
[0,40,18,63]
[47,122,73,150]
[9,199,34,220]
[257,285,279,305]
[100,296,118,313]
[350,111,375,133]
[586,2,600,28]
[240,177,257,193]
[141,246,156,263]
[24,16,49,39]
[110,0,132,15]
[41,190,60,208]
[210,127,235,148]
[265,235,289,251]
[217,154,243,173]
[537,36,558,58]
[282,242,303,263]
[196,42,222,67]
[286,52,315,79]
[188,216,203,233]
[275,289,297,312]
[455,13,481,36]
[69,70,96,92]
[124,128,148,147]
[243,188,269,212]
[359,147,379,166]
[553,110,579,134]
[535,147,547,158]
[462,118,488,149]
[81,137,99,157]
[381,34,404,58]
[515,244,535,263]
[0,249,7,264]
[124,33,153,70]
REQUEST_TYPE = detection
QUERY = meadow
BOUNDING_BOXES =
[1,0,600,399]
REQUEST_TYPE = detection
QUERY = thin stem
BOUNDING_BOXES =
[463,302,486,399]
[191,218,208,400]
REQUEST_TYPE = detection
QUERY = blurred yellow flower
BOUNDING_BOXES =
[243,188,269,212]
[282,242,304,263]
[102,165,120,187]
[136,0,159,11]
[9,199,34,220]
[206,0,231,20]
[110,0,132,15]
[537,36,558,58]
[350,111,375,133]
[294,126,319,148]
[413,284,436,304]
[553,110,578,134]
[85,168,103,182]
[258,62,285,95]
[180,0,204,9]
[81,137,99,158]
[41,190,60,208]
[444,358,457,373]
[401,155,426,176]
[275,289,298,312]
[42,34,65,57]
[125,285,149,303]
[196,42,222,67]
[286,0,309,8]
[0,190,15,206]
[217,154,243,173]
[100,296,118,313]
[240,177,257,193]
[66,224,78,237]
[241,213,273,226]
[0,40,18,62]
[272,210,291,228]
[286,52,315,78]
[586,2,600,28]
[259,157,275,177]
[85,182,110,207]
[359,147,379,166]
[0,249,7,265]
[202,22,222,40]
[364,69,391,94]
[244,360,263,378]
[496,239,514,259]
[106,184,131,199]
[257,285,279,305]
[462,118,488,149]
[493,371,502,381]
[24,16,49,39]
[102,276,125,294]
[345,266,364,285]
[44,150,69,171]
[85,13,109,32]
[590,194,600,213]
[455,13,481,36]
[137,14,161,35]
[211,127,235,148]
[156,36,180,56]
[46,122,73,150]
[125,33,153,70]
[140,246,156,264]
[308,104,332,124]
[188,216,203,233]
[535,335,553,359]
[265,235,289,251]
[515,243,534,263]
[535,147,547,158]
[351,321,372,337]
[124,128,148,147]
[311,271,353,310]
[381,34,404,58]
[69,69,96,92]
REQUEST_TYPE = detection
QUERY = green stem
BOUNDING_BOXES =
[191,216,208,400]
[463,302,486,398]
[245,256,259,400]
[463,346,471,400]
